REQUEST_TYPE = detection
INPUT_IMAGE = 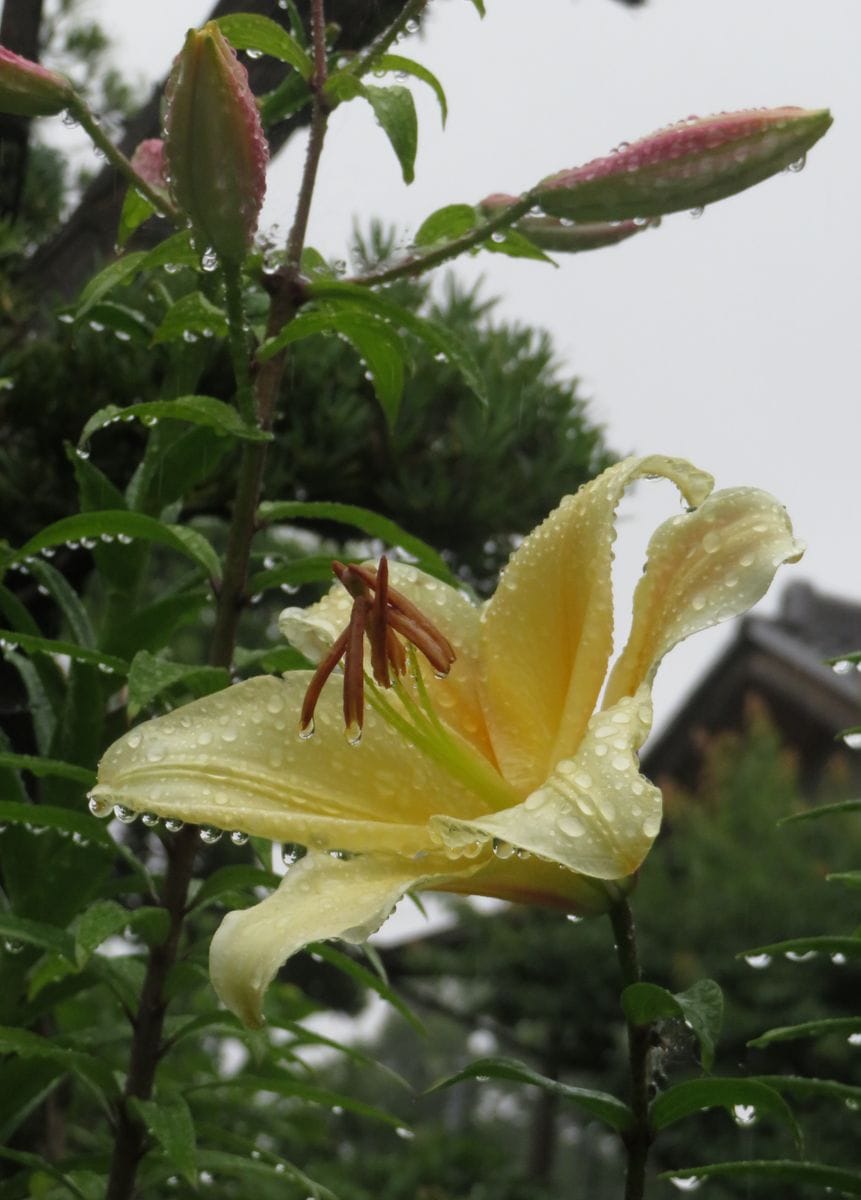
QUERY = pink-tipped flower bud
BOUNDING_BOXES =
[130,138,169,200]
[537,106,832,222]
[164,22,269,264]
[0,45,72,118]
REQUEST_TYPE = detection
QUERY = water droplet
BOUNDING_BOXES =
[732,1103,757,1126]
[848,1032,861,1047]
[669,1177,702,1192]
[689,206,705,219]
[345,723,362,746]
[114,804,138,825]
[141,812,160,828]
[744,953,772,970]
[492,838,516,860]
[3,939,24,955]
[246,47,263,59]
[566,913,583,924]
[164,818,184,833]
[691,593,707,612]
[785,950,817,962]
[831,953,847,966]
[88,794,113,819]
[299,719,315,741]
[841,731,861,750]
[230,830,249,846]
[201,247,218,272]
[282,843,306,867]
[395,1125,415,1139]
[786,153,806,173]
[701,531,721,554]
[558,815,585,838]
[199,826,222,845]
[642,813,661,838]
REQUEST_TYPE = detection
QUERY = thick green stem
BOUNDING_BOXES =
[284,0,330,273]
[68,96,179,223]
[609,897,654,1200]
[349,192,538,288]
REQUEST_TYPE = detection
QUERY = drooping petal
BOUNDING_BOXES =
[603,487,804,708]
[479,456,713,793]
[93,674,487,850]
[431,687,659,879]
[210,851,466,1027]
[280,563,495,762]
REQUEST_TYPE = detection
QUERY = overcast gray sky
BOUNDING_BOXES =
[90,0,860,731]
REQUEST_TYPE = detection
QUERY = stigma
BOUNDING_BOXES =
[299,557,456,739]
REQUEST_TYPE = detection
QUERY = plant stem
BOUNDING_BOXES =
[609,897,653,1200]
[284,0,330,274]
[68,96,179,223]
[222,267,254,426]
[348,0,430,79]
[348,192,538,288]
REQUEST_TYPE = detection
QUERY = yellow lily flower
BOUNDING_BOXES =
[92,456,802,1027]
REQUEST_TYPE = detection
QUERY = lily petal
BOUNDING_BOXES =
[479,456,713,793]
[604,487,804,708]
[281,563,495,761]
[210,851,458,1027]
[93,675,486,848]
[432,686,658,879]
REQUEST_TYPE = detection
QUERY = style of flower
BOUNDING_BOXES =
[92,456,802,1027]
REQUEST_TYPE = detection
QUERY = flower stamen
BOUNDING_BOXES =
[299,556,456,738]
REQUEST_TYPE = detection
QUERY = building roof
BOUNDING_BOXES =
[642,581,861,791]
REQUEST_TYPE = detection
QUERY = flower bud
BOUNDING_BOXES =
[0,45,72,118]
[164,22,268,264]
[536,107,832,222]
[477,194,652,254]
[130,138,169,200]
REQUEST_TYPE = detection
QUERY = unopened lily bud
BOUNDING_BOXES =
[516,215,655,253]
[164,22,268,264]
[537,106,832,222]
[0,45,72,117]
[130,138,169,200]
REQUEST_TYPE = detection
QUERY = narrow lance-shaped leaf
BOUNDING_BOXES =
[536,106,833,222]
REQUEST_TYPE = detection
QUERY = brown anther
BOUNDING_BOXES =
[298,555,457,737]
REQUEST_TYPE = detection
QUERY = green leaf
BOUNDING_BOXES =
[373,54,447,124]
[75,251,147,317]
[662,1162,861,1195]
[414,203,478,247]
[468,0,486,14]
[749,1016,861,1048]
[79,395,268,448]
[0,913,74,959]
[0,1026,117,1103]
[622,979,723,1070]
[85,300,152,343]
[117,185,156,247]
[0,629,127,676]
[651,1078,801,1148]
[0,800,113,847]
[25,560,96,649]
[0,753,94,786]
[127,650,230,716]
[105,591,209,660]
[14,512,222,581]
[248,553,340,596]
[74,900,169,968]
[130,1094,197,1186]
[427,1057,632,1133]
[256,499,456,583]
[151,292,229,344]
[256,309,406,424]
[480,225,554,264]
[781,797,861,823]
[189,865,280,912]
[307,942,424,1035]
[202,1072,406,1128]
[176,1149,334,1199]
[741,935,861,962]
[278,1020,410,1089]
[363,85,418,183]
[305,281,488,406]
[0,653,58,754]
[141,229,199,272]
[827,870,861,889]
[217,12,313,78]
[233,644,310,675]
[755,1074,861,1108]
[0,1149,90,1200]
